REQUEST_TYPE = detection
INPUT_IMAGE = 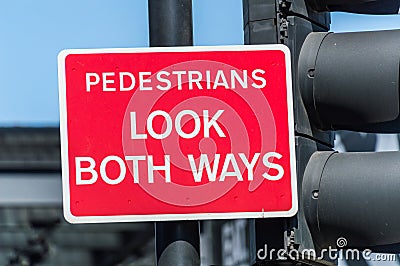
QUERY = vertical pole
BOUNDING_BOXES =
[148,0,193,47]
[148,1,200,266]
[155,222,200,266]
[243,0,331,264]
[243,1,287,264]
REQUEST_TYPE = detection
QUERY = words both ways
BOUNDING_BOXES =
[74,68,285,186]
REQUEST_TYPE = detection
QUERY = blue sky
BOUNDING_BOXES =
[0,0,399,125]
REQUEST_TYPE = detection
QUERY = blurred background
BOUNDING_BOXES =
[0,1,399,265]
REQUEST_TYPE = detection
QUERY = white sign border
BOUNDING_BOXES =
[58,44,297,224]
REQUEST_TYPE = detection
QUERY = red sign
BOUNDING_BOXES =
[58,45,297,223]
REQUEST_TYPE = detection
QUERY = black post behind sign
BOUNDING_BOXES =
[147,1,200,265]
[243,0,332,264]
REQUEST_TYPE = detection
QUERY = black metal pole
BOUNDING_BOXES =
[148,1,200,266]
[155,222,200,265]
[148,0,193,47]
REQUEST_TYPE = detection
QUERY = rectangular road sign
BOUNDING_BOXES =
[58,45,297,223]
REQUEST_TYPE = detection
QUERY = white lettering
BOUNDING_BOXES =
[172,71,186,90]
[251,69,267,89]
[147,155,171,183]
[125,156,146,183]
[99,155,126,185]
[203,110,226,138]
[156,71,172,90]
[213,70,229,89]
[102,72,116,91]
[220,153,243,181]
[188,154,220,182]
[76,157,98,185]
[139,71,152,91]
[239,153,260,181]
[130,112,147,139]
[85,73,100,92]
[262,152,284,181]
[175,110,201,139]
[188,71,203,90]
[147,110,173,139]
[119,72,136,91]
[231,70,248,89]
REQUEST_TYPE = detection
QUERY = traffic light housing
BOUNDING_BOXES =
[303,151,400,251]
[298,7,400,255]
[299,30,400,132]
[244,0,400,264]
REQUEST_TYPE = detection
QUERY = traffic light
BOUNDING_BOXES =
[244,0,400,264]
[303,151,400,251]
[299,28,400,251]
[299,30,400,133]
